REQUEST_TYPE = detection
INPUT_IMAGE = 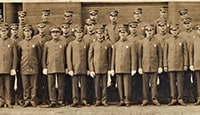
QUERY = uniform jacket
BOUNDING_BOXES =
[189,33,200,70]
[60,34,74,45]
[17,38,41,75]
[88,39,112,74]
[18,23,25,39]
[0,38,18,73]
[33,33,52,50]
[67,39,89,75]
[10,35,23,44]
[83,32,96,44]
[105,22,120,44]
[138,37,162,73]
[164,35,188,71]
[111,37,137,73]
[42,37,67,74]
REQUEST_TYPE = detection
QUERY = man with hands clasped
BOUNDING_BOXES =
[110,25,137,107]
[0,23,17,108]
[138,24,162,106]
[88,25,111,107]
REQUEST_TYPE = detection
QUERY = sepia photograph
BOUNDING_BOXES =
[0,1,200,115]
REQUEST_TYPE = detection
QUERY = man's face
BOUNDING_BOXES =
[38,27,45,34]
[61,27,70,34]
[183,22,192,29]
[87,24,95,32]
[96,32,104,40]
[24,29,32,38]
[134,12,142,20]
[18,16,25,23]
[109,15,117,22]
[119,31,128,39]
[160,11,167,19]
[129,26,137,34]
[41,14,49,22]
[75,31,83,41]
[65,15,72,23]
[90,14,98,21]
[170,28,179,36]
[51,30,61,39]
[11,29,18,36]
[145,28,154,37]
[158,24,167,32]
[0,29,8,38]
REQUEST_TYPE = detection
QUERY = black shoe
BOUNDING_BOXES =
[141,100,148,106]
[58,101,65,106]
[152,99,161,106]
[23,101,30,107]
[30,101,37,107]
[178,99,186,106]
[94,101,101,106]
[168,99,177,106]
[48,102,56,107]
[81,100,90,106]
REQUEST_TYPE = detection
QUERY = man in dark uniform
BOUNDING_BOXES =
[0,23,17,108]
[17,24,41,107]
[105,10,120,88]
[138,24,162,106]
[17,11,27,39]
[155,19,171,103]
[189,24,200,105]
[179,17,196,103]
[164,24,188,106]
[111,25,137,107]
[9,23,23,105]
[33,22,52,105]
[63,10,74,36]
[60,23,74,105]
[88,25,111,106]
[42,26,68,107]
[67,26,90,107]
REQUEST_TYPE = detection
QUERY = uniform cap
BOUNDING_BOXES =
[133,8,142,14]
[64,10,73,17]
[0,22,9,30]
[10,23,19,30]
[41,9,51,16]
[61,22,70,29]
[72,25,83,33]
[95,25,104,33]
[23,24,33,30]
[36,22,46,28]
[179,9,188,15]
[182,17,192,24]
[144,24,155,31]
[109,10,119,16]
[88,9,98,16]
[118,24,128,32]
[17,11,27,17]
[128,21,138,28]
[160,6,168,13]
[85,18,96,25]
[50,26,61,32]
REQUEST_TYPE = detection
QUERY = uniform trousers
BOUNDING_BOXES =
[142,72,158,100]
[72,75,87,102]
[194,71,200,100]
[116,73,132,104]
[21,74,37,102]
[0,74,11,104]
[169,71,184,100]
[48,73,65,103]
[94,74,107,102]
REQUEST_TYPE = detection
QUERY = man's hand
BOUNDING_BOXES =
[158,67,163,74]
[184,66,188,71]
[69,71,74,76]
[43,68,48,75]
[189,65,194,71]
[87,70,90,76]
[138,68,143,75]
[10,69,16,76]
[90,71,95,78]
[131,70,136,76]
